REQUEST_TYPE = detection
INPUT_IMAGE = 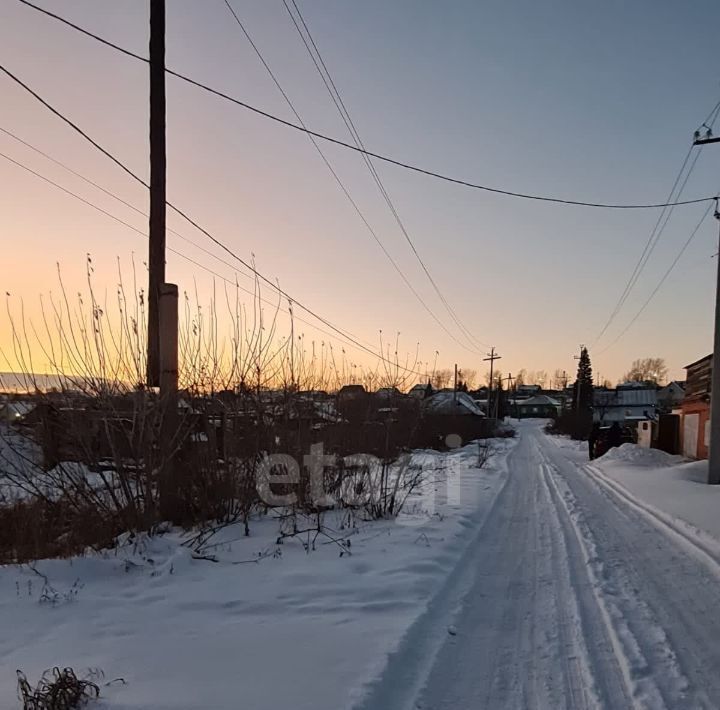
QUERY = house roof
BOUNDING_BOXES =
[515,395,560,407]
[658,381,685,394]
[0,401,35,418]
[594,389,657,407]
[423,391,485,416]
[338,384,365,393]
[684,354,713,370]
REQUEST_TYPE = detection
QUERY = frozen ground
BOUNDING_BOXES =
[0,437,516,710]
[359,421,720,709]
[5,422,720,709]
[590,444,720,541]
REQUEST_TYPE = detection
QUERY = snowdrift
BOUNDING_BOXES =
[595,443,683,468]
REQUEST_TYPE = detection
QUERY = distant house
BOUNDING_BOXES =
[408,383,432,399]
[657,381,686,412]
[0,400,35,423]
[513,395,561,419]
[681,354,712,459]
[516,384,542,398]
[592,384,657,424]
[375,387,403,399]
[337,384,366,402]
[423,391,485,417]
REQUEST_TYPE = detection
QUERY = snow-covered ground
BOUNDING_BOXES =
[0,437,516,710]
[361,421,720,709]
[551,433,720,542]
[591,445,720,542]
[6,422,720,709]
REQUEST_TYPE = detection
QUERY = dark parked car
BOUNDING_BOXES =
[592,424,635,458]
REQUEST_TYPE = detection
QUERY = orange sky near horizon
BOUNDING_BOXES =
[2,0,719,387]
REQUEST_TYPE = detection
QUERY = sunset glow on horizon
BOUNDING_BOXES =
[2,0,720,386]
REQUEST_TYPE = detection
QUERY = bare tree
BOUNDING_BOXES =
[457,368,477,390]
[432,368,453,389]
[622,358,668,385]
[533,370,548,388]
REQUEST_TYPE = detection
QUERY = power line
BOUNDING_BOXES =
[0,124,268,285]
[598,199,718,354]
[0,67,439,378]
[14,0,716,211]
[592,99,720,346]
[0,146,434,377]
[281,0,489,351]
[591,145,699,345]
[221,0,482,356]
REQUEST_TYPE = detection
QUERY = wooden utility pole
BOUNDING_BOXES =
[573,345,584,412]
[453,363,458,402]
[694,130,720,484]
[504,372,514,420]
[147,0,166,388]
[484,347,501,419]
[708,200,720,484]
[146,0,180,518]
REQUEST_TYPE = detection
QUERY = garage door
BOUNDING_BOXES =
[684,413,699,459]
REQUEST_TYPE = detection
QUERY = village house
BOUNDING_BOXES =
[0,400,35,424]
[512,394,561,419]
[515,384,542,398]
[423,391,485,417]
[592,384,657,424]
[656,380,686,412]
[408,383,432,399]
[680,354,711,459]
[336,384,366,402]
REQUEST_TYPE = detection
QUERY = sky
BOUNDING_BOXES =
[1,0,720,386]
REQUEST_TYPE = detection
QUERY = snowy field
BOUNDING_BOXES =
[0,437,516,710]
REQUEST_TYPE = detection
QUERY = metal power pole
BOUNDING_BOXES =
[147,0,166,388]
[484,347,501,418]
[694,130,720,484]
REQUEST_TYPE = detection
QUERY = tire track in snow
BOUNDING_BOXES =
[538,451,649,709]
[585,463,720,581]
[365,425,629,709]
[539,433,708,709]
[351,449,514,710]
[532,443,605,710]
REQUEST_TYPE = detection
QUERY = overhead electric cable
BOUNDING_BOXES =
[0,148,433,377]
[13,0,716,210]
[221,0,483,355]
[279,0,488,350]
[598,199,718,353]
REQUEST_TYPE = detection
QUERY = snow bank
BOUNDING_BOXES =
[595,443,683,468]
[590,448,720,542]
[0,438,516,710]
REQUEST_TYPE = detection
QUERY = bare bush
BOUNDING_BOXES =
[17,667,99,710]
[0,258,491,560]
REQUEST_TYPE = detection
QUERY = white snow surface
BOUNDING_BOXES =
[361,422,720,709]
[0,437,516,710]
[590,442,720,541]
[6,424,720,709]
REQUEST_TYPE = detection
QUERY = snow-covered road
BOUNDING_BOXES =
[359,420,720,710]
